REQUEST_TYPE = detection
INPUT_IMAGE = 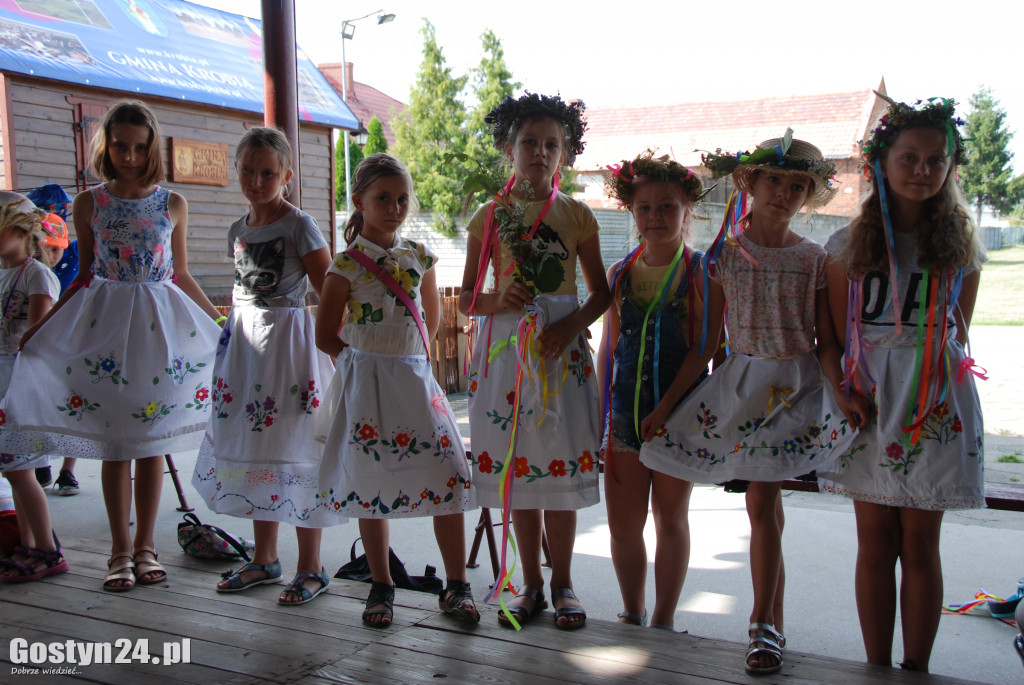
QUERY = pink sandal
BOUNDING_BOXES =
[0,544,68,583]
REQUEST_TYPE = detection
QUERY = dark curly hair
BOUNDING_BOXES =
[484,93,587,165]
[605,150,707,209]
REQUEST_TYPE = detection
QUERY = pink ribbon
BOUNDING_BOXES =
[956,357,989,384]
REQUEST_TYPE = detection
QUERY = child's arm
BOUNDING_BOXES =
[315,272,350,359]
[537,234,611,360]
[595,262,620,422]
[301,247,332,299]
[953,270,980,346]
[816,281,870,430]
[19,193,96,348]
[457,233,533,316]
[422,267,440,342]
[168,192,222,321]
[26,294,54,329]
[639,278,725,443]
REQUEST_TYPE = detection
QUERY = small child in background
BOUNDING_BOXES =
[640,134,869,673]
[192,126,335,606]
[597,151,713,631]
[0,100,222,591]
[315,153,477,628]
[820,95,984,673]
[0,197,65,581]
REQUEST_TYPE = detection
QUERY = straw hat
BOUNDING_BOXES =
[702,131,838,210]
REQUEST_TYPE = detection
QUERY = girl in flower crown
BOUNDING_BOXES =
[819,95,984,673]
[459,93,610,629]
[596,151,715,631]
[639,132,870,673]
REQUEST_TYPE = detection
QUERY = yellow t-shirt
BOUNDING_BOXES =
[466,192,600,296]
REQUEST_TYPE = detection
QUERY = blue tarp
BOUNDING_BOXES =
[0,0,358,129]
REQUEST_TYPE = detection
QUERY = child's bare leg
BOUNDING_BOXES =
[897,507,944,672]
[360,518,392,624]
[853,500,901,666]
[217,520,280,590]
[604,447,652,623]
[4,470,55,552]
[278,525,324,604]
[773,495,786,636]
[746,482,783,669]
[433,512,468,582]
[102,460,132,555]
[132,456,166,583]
[650,471,693,629]
[545,509,584,626]
[507,508,545,614]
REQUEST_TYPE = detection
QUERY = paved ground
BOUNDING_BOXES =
[32,326,1024,684]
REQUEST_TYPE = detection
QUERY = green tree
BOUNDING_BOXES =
[961,88,1021,224]
[392,20,470,235]
[466,30,519,177]
[364,115,388,155]
[334,136,365,211]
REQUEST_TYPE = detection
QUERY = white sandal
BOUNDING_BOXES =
[745,622,783,674]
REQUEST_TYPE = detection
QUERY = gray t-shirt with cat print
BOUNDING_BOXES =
[228,207,327,308]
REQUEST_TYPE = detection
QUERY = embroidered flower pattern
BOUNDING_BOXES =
[85,352,128,385]
[132,400,175,423]
[165,354,206,385]
[317,470,470,516]
[245,390,279,432]
[212,376,234,419]
[185,382,211,411]
[58,392,100,420]
[292,379,320,415]
[566,342,594,388]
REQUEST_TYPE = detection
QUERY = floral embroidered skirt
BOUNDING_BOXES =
[818,341,984,510]
[0,278,220,465]
[191,306,337,526]
[467,295,601,511]
[640,352,856,484]
[314,347,475,520]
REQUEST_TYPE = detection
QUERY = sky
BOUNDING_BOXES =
[198,0,1024,173]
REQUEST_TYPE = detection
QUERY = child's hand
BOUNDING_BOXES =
[18,322,42,350]
[537,318,578,361]
[640,404,671,443]
[498,282,533,312]
[836,387,873,431]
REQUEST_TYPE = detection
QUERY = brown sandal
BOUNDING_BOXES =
[133,546,167,585]
[103,554,135,592]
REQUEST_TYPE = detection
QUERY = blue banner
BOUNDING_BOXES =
[0,0,358,129]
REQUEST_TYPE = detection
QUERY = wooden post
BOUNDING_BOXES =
[260,0,301,207]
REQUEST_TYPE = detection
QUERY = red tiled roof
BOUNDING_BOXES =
[576,87,886,171]
[318,62,406,147]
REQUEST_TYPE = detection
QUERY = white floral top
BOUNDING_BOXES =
[328,234,436,356]
[90,184,174,282]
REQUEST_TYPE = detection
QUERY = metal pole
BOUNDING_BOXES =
[342,27,351,215]
[261,0,300,206]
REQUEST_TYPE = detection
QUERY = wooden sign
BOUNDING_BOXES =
[170,138,229,186]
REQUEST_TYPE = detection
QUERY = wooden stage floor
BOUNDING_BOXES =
[0,535,985,684]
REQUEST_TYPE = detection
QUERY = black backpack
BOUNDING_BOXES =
[334,537,443,595]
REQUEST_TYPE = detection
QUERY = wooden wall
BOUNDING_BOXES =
[0,74,336,299]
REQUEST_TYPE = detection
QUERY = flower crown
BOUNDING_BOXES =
[605,150,709,209]
[860,92,968,174]
[484,93,587,165]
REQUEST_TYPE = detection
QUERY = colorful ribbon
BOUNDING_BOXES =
[957,357,989,383]
[767,385,794,413]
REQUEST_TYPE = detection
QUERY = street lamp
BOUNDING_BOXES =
[341,10,395,215]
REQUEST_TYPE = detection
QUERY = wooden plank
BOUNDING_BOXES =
[984,482,1024,512]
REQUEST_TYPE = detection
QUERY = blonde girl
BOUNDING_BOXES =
[459,94,611,629]
[0,100,222,592]
[0,198,63,582]
[192,127,335,605]
[597,152,713,630]
[820,95,983,673]
[315,153,477,628]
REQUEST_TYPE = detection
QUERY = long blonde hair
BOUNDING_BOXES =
[845,132,980,275]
